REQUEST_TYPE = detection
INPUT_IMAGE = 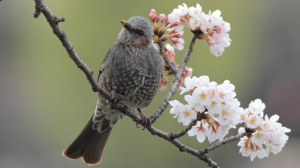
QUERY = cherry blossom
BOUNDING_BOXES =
[149,3,231,56]
[237,100,290,160]
[188,121,209,143]
[169,100,184,120]
[246,114,262,129]
[188,3,202,18]
[173,3,188,17]
[148,4,289,163]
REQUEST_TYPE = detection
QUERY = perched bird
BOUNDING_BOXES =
[62,16,163,166]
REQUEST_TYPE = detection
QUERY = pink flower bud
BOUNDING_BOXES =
[184,14,189,20]
[180,16,186,22]
[149,12,156,23]
[155,15,159,23]
[151,9,156,14]
[159,14,166,22]
[160,78,167,91]
[214,25,222,34]
[173,33,183,38]
[164,21,169,26]
[149,12,154,18]
[200,25,207,34]
[183,66,193,78]
[208,30,215,36]
[207,38,215,45]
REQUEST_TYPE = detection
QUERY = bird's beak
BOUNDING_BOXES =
[120,20,132,33]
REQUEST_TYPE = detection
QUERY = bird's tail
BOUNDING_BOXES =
[62,115,112,166]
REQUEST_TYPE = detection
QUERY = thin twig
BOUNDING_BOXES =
[33,1,219,167]
[147,125,219,168]
[170,112,203,140]
[150,35,197,124]
[157,39,178,75]
[170,119,198,140]
[33,1,43,18]
[199,133,247,155]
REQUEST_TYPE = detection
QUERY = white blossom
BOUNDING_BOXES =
[188,121,208,143]
[252,131,265,146]
[180,76,196,94]
[206,98,222,116]
[209,44,225,57]
[190,86,211,106]
[167,13,180,25]
[246,114,262,129]
[218,104,239,125]
[217,80,235,102]
[171,38,184,50]
[210,10,223,26]
[169,100,184,120]
[188,3,202,18]
[248,99,265,116]
[201,12,213,29]
[237,108,248,123]
[189,17,201,30]
[178,105,197,126]
[173,3,188,16]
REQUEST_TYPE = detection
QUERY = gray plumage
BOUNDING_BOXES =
[63,16,163,165]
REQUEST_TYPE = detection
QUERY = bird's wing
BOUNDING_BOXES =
[97,45,113,82]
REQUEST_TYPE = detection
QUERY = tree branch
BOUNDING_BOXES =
[33,1,220,167]
[169,112,204,139]
[150,35,197,124]
[33,0,114,101]
[147,125,219,168]
[199,133,247,155]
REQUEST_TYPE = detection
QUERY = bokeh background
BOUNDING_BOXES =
[0,1,299,168]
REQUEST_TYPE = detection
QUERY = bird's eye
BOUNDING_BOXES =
[138,30,144,36]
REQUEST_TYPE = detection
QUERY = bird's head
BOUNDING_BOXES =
[118,16,153,47]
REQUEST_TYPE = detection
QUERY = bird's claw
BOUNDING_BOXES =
[110,90,124,103]
[136,122,141,128]
[136,108,151,130]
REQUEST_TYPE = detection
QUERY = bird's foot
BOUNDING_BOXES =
[110,90,125,103]
[136,108,151,130]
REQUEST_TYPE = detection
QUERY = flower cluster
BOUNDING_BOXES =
[170,75,241,142]
[169,76,290,159]
[149,3,231,56]
[237,99,290,161]
[149,9,185,50]
[187,4,231,56]
[149,4,231,91]
[152,3,290,163]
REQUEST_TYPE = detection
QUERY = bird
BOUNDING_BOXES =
[62,16,163,166]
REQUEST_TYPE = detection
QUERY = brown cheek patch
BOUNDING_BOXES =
[140,36,149,47]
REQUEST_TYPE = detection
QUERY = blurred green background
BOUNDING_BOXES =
[0,0,299,168]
